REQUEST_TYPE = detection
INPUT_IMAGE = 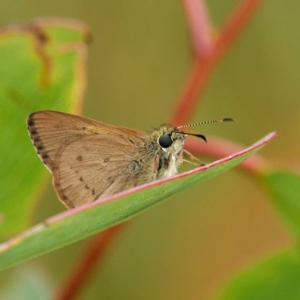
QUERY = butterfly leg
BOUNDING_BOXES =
[152,153,160,180]
[183,149,206,166]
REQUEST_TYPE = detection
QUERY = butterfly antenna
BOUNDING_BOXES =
[177,118,236,129]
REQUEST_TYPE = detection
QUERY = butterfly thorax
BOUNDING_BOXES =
[141,124,186,180]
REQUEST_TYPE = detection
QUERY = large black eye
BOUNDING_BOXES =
[158,134,173,148]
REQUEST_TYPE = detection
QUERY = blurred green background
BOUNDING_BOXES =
[1,0,300,299]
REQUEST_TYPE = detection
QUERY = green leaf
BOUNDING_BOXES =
[0,18,89,238]
[0,266,53,300]
[210,249,300,300]
[0,132,275,270]
[261,171,300,237]
[210,170,300,300]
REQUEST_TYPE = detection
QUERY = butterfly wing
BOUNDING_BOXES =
[27,110,152,208]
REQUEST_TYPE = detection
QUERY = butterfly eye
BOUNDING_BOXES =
[158,134,173,148]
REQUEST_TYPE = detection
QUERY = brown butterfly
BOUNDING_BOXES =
[27,110,234,208]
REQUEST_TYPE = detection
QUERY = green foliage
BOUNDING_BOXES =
[208,172,300,299]
[261,171,300,237]
[0,265,53,300]
[0,21,88,238]
[210,250,300,300]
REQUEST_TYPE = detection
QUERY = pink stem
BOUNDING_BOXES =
[181,0,213,56]
[185,137,269,175]
[171,0,266,126]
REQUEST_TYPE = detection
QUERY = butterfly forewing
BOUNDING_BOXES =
[27,110,148,208]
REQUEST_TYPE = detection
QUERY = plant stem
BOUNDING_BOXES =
[55,224,125,300]
[171,0,266,126]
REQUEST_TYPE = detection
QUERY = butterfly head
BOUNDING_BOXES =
[154,124,186,157]
[153,118,236,157]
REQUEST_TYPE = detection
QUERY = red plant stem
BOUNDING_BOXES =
[171,0,266,126]
[55,224,125,300]
[181,0,213,56]
[185,137,269,175]
[171,55,210,127]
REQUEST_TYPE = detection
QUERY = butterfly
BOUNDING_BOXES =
[27,110,234,208]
